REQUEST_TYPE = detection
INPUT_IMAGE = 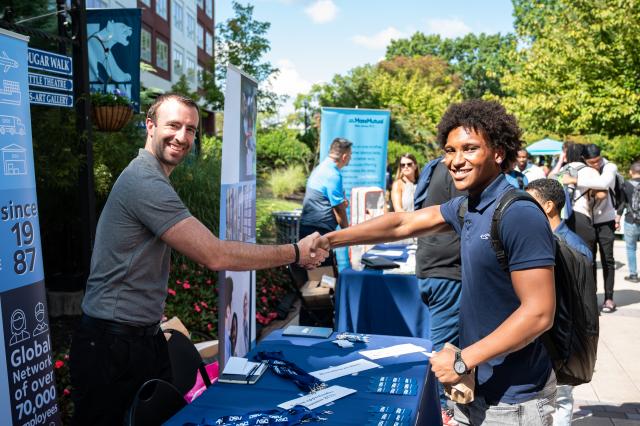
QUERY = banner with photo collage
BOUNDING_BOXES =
[320,107,391,270]
[0,29,61,425]
[218,65,258,368]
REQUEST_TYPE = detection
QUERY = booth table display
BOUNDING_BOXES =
[335,245,431,338]
[165,330,441,425]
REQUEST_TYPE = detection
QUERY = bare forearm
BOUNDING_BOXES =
[326,206,448,248]
[461,305,554,370]
[214,240,295,271]
[333,204,349,228]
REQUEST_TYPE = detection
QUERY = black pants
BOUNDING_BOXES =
[594,220,616,300]
[69,318,172,426]
[567,212,596,250]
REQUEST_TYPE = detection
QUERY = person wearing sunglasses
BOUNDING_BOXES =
[391,153,420,212]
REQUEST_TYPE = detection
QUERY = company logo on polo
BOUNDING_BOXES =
[480,233,490,240]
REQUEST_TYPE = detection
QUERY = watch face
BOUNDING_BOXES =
[454,360,466,374]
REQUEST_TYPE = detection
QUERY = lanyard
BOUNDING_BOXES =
[254,351,326,393]
[183,405,327,426]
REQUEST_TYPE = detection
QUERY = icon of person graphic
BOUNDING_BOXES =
[32,302,49,336]
[9,309,30,346]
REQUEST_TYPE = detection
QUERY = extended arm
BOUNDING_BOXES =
[317,205,450,250]
[577,163,617,190]
[430,266,555,384]
[162,217,328,270]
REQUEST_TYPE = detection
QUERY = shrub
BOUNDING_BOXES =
[268,165,307,198]
[257,128,313,174]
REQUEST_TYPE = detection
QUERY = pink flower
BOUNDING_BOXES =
[183,283,191,290]
[260,296,267,304]
[206,279,212,285]
[168,288,176,296]
[194,303,201,313]
[64,354,69,360]
[63,388,71,397]
[54,360,64,369]
[176,279,182,285]
[207,323,213,331]
[200,301,208,308]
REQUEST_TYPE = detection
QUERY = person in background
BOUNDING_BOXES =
[515,148,546,182]
[313,99,557,425]
[581,144,619,313]
[299,137,352,238]
[391,153,420,212]
[505,158,528,189]
[70,94,328,426]
[617,160,640,283]
[525,178,593,426]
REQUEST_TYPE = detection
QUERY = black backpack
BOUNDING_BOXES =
[459,189,599,385]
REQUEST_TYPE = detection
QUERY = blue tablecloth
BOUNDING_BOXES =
[165,330,441,425]
[335,245,430,338]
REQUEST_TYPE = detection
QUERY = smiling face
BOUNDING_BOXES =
[516,149,528,170]
[443,126,504,195]
[145,98,199,175]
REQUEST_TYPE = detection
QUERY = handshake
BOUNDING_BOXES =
[295,232,332,269]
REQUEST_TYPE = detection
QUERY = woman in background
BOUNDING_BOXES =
[391,153,419,212]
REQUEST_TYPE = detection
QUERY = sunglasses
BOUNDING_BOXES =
[400,162,414,168]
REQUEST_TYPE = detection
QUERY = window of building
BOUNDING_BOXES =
[205,0,213,18]
[174,47,184,75]
[141,28,152,62]
[186,13,196,40]
[197,0,204,9]
[156,0,167,20]
[197,64,204,88]
[87,0,108,7]
[173,1,183,31]
[205,31,213,55]
[156,38,169,71]
[186,56,196,80]
[197,24,204,49]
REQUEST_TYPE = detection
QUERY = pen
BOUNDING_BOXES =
[245,362,262,384]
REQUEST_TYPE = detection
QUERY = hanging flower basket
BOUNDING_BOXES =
[92,104,134,132]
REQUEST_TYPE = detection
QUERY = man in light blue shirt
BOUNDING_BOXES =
[300,137,352,237]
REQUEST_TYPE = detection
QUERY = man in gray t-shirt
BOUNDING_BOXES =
[70,94,328,426]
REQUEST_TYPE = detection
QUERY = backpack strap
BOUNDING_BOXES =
[490,189,545,271]
[413,156,444,211]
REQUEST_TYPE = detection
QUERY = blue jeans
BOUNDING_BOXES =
[418,277,462,408]
[454,371,557,425]
[624,222,640,275]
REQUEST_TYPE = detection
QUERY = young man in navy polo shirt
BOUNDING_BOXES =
[313,99,557,425]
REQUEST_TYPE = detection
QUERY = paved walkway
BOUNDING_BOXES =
[572,238,640,424]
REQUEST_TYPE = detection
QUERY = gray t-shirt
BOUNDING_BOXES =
[82,149,191,325]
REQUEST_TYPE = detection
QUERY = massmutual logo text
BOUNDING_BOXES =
[348,117,384,125]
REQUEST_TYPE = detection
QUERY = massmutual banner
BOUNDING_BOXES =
[0,29,61,425]
[87,8,141,112]
[218,65,258,368]
[320,107,390,269]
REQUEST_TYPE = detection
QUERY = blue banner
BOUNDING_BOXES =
[320,108,390,269]
[87,8,141,112]
[0,29,61,425]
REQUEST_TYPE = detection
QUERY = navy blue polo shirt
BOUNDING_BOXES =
[440,174,555,404]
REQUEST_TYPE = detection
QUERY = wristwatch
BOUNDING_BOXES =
[453,350,470,375]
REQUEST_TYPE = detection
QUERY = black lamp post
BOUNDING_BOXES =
[303,99,309,134]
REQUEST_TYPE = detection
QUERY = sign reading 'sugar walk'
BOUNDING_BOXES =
[0,29,61,425]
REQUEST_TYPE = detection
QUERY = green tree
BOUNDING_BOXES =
[502,0,640,136]
[214,2,283,113]
[386,32,517,99]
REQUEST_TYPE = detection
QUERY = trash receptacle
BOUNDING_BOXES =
[272,211,301,244]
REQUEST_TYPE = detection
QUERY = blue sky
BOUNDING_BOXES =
[215,0,516,113]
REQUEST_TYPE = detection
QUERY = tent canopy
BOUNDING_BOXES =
[525,138,563,156]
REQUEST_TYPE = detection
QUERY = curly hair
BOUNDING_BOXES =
[525,178,565,211]
[436,99,523,171]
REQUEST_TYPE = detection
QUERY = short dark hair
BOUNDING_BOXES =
[146,93,200,123]
[526,178,565,211]
[436,99,523,171]
[631,161,640,175]
[329,137,353,156]
[565,142,584,163]
[582,143,601,160]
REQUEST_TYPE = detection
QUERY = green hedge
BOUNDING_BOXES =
[257,128,313,174]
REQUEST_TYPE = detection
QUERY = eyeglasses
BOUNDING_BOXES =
[400,163,414,168]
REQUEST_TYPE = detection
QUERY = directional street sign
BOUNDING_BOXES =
[27,47,72,76]
[28,90,74,108]
[28,72,73,92]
